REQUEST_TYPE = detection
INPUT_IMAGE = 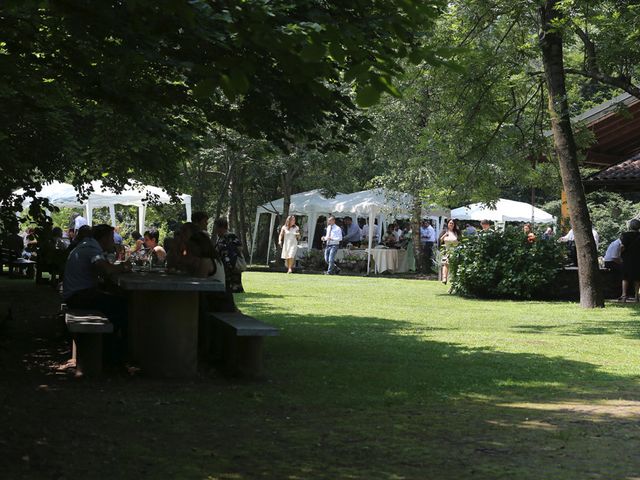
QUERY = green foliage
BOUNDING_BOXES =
[543,191,640,256]
[585,192,640,255]
[449,228,566,299]
[299,249,326,271]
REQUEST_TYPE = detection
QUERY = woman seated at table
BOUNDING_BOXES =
[166,222,197,271]
[186,231,238,353]
[382,226,397,248]
[143,230,167,263]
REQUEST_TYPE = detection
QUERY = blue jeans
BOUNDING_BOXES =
[324,245,339,273]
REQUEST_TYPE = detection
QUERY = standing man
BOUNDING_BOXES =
[342,216,362,247]
[73,213,88,233]
[321,216,342,275]
[420,219,436,272]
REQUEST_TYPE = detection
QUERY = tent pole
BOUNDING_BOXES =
[108,205,116,226]
[185,197,192,223]
[250,211,260,265]
[138,205,146,233]
[266,213,276,265]
[367,210,375,274]
[307,212,318,250]
[85,200,93,226]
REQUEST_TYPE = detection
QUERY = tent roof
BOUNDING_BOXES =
[15,180,191,209]
[451,198,555,223]
[257,188,450,218]
[331,189,450,218]
[257,189,338,215]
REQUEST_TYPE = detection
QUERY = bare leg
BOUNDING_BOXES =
[442,264,449,284]
[287,258,293,273]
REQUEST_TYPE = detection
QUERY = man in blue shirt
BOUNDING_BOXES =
[342,216,362,247]
[63,224,131,337]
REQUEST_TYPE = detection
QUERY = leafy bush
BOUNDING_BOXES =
[448,227,566,299]
[299,249,326,271]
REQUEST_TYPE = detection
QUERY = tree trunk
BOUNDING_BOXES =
[411,195,424,273]
[539,1,603,308]
[227,164,236,232]
[236,167,250,256]
[214,161,232,220]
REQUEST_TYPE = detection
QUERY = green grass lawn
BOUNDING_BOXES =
[3,272,640,479]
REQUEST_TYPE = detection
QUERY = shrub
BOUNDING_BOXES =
[299,249,326,271]
[448,227,566,299]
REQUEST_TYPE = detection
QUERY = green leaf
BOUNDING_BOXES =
[192,78,217,99]
[355,85,381,107]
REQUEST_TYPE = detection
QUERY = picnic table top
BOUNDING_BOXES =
[114,271,225,292]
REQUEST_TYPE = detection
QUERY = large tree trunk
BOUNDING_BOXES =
[539,1,603,308]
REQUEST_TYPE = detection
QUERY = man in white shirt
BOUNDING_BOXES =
[361,221,379,244]
[420,219,436,272]
[604,238,622,272]
[559,227,600,266]
[321,216,342,274]
[559,228,600,249]
[73,214,88,232]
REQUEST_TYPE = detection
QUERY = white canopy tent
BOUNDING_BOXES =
[330,189,450,274]
[250,188,450,274]
[251,189,339,266]
[450,198,555,224]
[15,180,192,232]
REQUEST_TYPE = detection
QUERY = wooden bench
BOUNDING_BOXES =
[209,312,279,378]
[65,310,113,377]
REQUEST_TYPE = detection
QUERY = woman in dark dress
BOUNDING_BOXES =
[213,217,245,293]
[620,219,640,302]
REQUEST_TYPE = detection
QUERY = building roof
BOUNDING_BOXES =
[584,151,640,191]
[546,92,640,166]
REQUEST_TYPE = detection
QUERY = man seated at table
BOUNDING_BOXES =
[361,220,380,245]
[63,224,131,342]
[342,216,362,247]
[143,230,167,263]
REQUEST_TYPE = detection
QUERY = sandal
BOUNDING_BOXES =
[617,296,629,303]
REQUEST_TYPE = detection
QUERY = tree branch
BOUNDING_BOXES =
[564,68,640,101]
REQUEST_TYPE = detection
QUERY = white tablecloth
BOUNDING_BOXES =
[367,249,409,274]
[296,247,367,261]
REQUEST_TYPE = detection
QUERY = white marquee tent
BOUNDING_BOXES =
[450,198,555,224]
[15,180,192,232]
[251,188,450,273]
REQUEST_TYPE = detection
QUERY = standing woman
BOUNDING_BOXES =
[279,215,300,273]
[214,217,245,293]
[439,219,461,285]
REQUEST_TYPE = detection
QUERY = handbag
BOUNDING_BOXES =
[235,255,247,272]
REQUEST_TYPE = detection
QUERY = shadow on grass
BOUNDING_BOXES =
[3,283,640,479]
[512,303,640,340]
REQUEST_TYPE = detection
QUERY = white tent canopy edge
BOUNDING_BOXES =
[14,180,192,232]
[450,198,556,224]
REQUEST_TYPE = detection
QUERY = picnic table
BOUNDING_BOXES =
[114,270,225,377]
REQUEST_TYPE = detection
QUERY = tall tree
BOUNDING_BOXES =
[539,0,603,307]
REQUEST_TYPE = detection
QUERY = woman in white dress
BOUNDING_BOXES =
[279,215,300,273]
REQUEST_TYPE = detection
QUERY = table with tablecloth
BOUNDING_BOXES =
[367,248,409,274]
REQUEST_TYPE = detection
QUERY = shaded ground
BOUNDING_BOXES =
[2,273,640,479]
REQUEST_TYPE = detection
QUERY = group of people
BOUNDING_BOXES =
[53,211,247,363]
